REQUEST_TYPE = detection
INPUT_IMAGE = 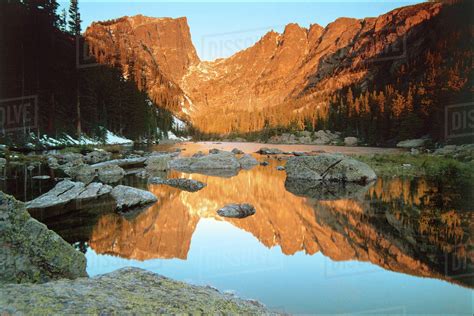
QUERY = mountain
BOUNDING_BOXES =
[84,1,472,141]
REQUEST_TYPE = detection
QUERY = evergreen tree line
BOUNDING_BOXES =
[0,0,176,145]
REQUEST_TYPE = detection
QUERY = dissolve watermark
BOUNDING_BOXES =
[76,34,100,69]
[0,95,38,133]
[445,102,474,140]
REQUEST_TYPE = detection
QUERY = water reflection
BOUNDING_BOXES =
[62,159,471,289]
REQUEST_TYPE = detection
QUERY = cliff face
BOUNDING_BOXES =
[85,15,199,115]
[84,1,449,133]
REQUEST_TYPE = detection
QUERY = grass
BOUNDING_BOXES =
[354,153,474,182]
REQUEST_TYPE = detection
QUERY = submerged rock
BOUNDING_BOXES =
[238,154,258,169]
[149,177,206,192]
[0,192,87,284]
[285,153,377,184]
[217,203,256,218]
[276,166,285,171]
[0,267,273,314]
[284,178,373,200]
[111,185,157,211]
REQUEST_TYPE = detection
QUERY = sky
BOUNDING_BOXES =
[58,1,425,61]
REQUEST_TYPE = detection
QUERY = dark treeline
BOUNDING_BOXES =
[0,0,176,145]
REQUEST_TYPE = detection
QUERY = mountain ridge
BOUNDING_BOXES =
[84,0,471,141]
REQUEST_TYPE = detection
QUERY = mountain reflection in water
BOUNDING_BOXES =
[71,159,472,289]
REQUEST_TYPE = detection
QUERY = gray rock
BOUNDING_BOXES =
[238,154,258,169]
[91,157,147,169]
[0,267,273,314]
[257,147,283,155]
[285,178,373,200]
[231,148,244,155]
[83,150,112,164]
[76,182,112,200]
[209,148,221,154]
[66,164,96,184]
[285,153,377,184]
[169,152,240,173]
[145,154,173,173]
[111,185,157,211]
[97,165,125,184]
[344,137,359,146]
[276,166,285,171]
[149,177,206,192]
[26,180,112,210]
[260,161,269,166]
[0,192,87,284]
[47,156,59,169]
[217,203,256,218]
[397,138,428,148]
[26,180,85,210]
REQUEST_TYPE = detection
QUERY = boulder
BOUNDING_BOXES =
[0,267,271,314]
[149,177,206,192]
[285,153,377,184]
[111,185,157,211]
[217,204,256,218]
[285,178,373,200]
[66,164,96,184]
[0,192,87,284]
[97,165,125,184]
[238,154,258,169]
[145,154,173,173]
[192,151,205,158]
[26,180,111,210]
[344,137,358,146]
[209,148,221,154]
[83,150,112,164]
[257,147,283,155]
[396,138,428,148]
[276,166,285,171]
[231,148,244,155]
[169,152,240,172]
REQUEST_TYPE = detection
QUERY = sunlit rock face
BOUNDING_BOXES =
[85,161,473,288]
[84,2,443,133]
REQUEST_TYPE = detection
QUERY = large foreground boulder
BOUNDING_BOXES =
[0,192,87,284]
[0,267,274,314]
[285,153,376,183]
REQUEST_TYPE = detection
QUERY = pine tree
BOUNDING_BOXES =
[58,8,67,32]
[68,0,81,35]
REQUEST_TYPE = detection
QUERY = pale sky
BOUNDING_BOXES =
[58,1,425,61]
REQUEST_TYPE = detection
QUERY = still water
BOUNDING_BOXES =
[3,142,473,314]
